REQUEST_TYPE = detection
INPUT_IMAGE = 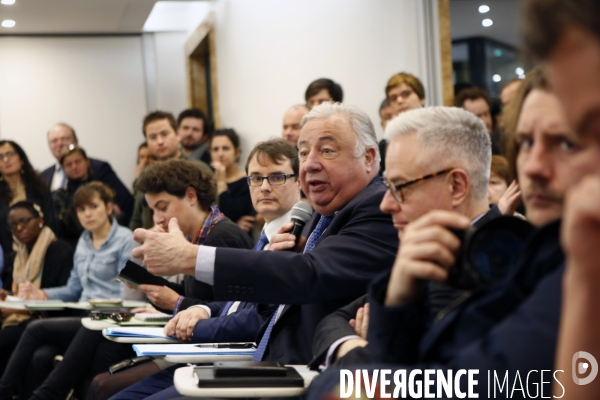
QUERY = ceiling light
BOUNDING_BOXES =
[515,67,525,75]
[1,0,15,4]
[479,5,490,13]
[2,19,15,28]
[482,19,493,27]
[492,74,502,82]
[518,74,526,79]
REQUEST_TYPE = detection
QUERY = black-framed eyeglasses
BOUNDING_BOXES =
[0,151,17,162]
[247,174,296,187]
[383,168,453,203]
[387,90,415,103]
[8,217,34,231]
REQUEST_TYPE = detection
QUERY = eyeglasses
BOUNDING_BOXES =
[109,312,132,322]
[0,151,17,162]
[8,217,34,231]
[383,168,453,203]
[247,174,296,187]
[388,90,415,103]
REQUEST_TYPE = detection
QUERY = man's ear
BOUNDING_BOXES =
[185,187,198,207]
[449,169,470,207]
[364,147,377,174]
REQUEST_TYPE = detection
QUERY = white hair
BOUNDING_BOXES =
[301,102,380,170]
[384,106,491,201]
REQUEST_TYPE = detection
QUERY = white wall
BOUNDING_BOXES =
[0,36,147,188]
[153,32,189,115]
[210,0,426,158]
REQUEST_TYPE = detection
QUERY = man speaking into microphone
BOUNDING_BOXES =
[132,102,399,365]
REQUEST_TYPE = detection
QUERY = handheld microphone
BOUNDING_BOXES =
[288,201,313,250]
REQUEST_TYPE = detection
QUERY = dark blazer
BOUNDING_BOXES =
[309,206,503,369]
[42,158,134,226]
[154,218,254,315]
[191,301,267,343]
[211,177,399,364]
[307,220,564,399]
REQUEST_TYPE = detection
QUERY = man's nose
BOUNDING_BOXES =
[522,143,552,181]
[380,190,400,214]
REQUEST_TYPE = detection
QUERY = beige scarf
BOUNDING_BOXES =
[3,226,56,328]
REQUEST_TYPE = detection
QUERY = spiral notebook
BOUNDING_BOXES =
[134,313,172,322]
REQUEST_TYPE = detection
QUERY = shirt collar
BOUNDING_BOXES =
[263,209,293,243]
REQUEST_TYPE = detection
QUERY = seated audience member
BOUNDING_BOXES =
[41,123,132,224]
[521,1,600,397]
[307,66,593,399]
[210,129,257,234]
[311,106,496,368]
[0,140,57,290]
[132,142,155,184]
[379,72,426,173]
[20,159,254,400]
[133,102,399,366]
[501,78,523,107]
[305,78,344,109]
[0,182,136,400]
[386,72,426,116]
[455,87,505,154]
[129,110,212,230]
[0,201,73,375]
[488,155,523,216]
[487,155,512,205]
[379,99,394,130]
[53,146,134,247]
[377,99,394,174]
[103,139,303,400]
[177,108,212,165]
[282,104,309,147]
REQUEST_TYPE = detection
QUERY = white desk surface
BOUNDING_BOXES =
[164,354,253,363]
[80,317,167,331]
[173,365,319,398]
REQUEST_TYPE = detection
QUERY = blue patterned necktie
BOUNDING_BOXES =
[254,232,269,251]
[252,215,334,361]
[219,301,234,317]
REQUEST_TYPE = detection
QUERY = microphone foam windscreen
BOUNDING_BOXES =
[291,201,313,223]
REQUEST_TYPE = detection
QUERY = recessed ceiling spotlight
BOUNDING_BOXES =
[479,5,490,13]
[482,19,493,27]
[2,19,15,28]
[492,74,502,82]
[518,74,526,79]
[1,0,15,4]
[515,67,525,75]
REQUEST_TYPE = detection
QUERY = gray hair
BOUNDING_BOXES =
[384,106,491,201]
[301,102,380,170]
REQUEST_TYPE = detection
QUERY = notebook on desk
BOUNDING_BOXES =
[103,327,174,339]
[132,344,256,357]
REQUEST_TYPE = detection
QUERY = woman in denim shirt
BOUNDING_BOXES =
[0,181,136,399]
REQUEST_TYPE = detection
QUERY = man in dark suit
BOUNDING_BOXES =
[307,68,598,398]
[311,106,497,370]
[132,102,399,365]
[42,123,124,192]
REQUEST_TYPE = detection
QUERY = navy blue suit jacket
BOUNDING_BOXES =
[309,206,504,369]
[307,220,564,399]
[42,158,134,225]
[211,177,399,364]
[191,301,266,343]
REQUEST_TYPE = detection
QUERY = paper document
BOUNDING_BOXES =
[132,344,256,357]
[103,327,175,339]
